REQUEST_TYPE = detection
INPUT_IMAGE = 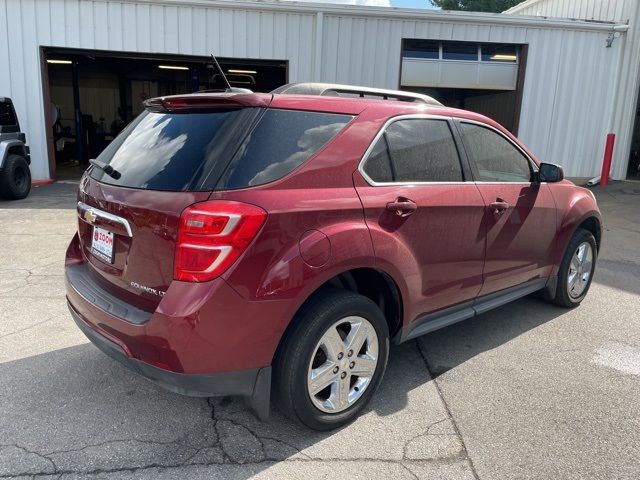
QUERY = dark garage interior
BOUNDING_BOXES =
[404,87,518,133]
[627,95,640,180]
[42,47,288,180]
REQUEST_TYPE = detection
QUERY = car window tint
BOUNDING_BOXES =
[460,123,531,182]
[217,109,353,189]
[89,108,351,192]
[362,136,394,182]
[0,101,17,126]
[90,109,260,191]
[383,119,463,182]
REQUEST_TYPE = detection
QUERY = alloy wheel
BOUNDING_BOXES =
[568,241,593,299]
[307,316,379,414]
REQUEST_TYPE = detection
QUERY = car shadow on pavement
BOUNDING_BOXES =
[0,294,565,478]
[417,295,565,379]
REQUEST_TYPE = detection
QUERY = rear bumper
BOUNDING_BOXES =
[68,301,271,418]
[68,302,266,397]
[64,233,293,375]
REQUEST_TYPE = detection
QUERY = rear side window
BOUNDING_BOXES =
[363,136,394,182]
[0,100,17,126]
[90,108,352,191]
[362,118,463,183]
[459,122,532,182]
[215,109,353,190]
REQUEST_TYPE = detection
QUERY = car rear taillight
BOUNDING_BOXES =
[174,201,267,282]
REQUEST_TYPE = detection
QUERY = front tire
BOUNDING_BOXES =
[273,289,389,430]
[552,228,597,308]
[0,154,31,200]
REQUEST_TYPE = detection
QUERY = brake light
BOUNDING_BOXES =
[174,201,267,282]
[144,94,272,113]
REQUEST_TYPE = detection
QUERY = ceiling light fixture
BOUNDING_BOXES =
[158,65,189,70]
[490,54,517,61]
[228,69,257,75]
[47,59,72,64]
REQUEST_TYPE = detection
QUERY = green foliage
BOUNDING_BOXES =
[429,0,522,13]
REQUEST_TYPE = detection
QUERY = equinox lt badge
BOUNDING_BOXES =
[130,281,165,297]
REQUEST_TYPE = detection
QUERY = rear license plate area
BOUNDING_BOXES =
[91,226,114,263]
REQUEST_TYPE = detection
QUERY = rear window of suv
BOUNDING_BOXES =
[90,108,352,192]
[0,100,18,126]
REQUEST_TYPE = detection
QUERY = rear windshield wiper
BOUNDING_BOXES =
[89,159,121,180]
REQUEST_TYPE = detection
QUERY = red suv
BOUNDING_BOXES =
[65,83,601,430]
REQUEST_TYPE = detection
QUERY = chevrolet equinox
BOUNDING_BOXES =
[65,83,602,430]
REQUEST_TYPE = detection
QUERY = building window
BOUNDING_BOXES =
[442,42,478,61]
[402,39,519,64]
[403,39,439,59]
[481,44,518,63]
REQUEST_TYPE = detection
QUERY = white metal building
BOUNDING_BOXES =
[505,0,640,182]
[0,0,638,181]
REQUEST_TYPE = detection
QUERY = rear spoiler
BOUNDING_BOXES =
[144,93,272,113]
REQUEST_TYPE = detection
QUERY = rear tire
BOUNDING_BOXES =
[0,154,31,200]
[273,289,389,431]
[552,228,597,308]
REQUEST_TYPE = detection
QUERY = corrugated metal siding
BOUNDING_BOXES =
[506,0,640,181]
[319,13,623,177]
[0,0,317,179]
[506,0,631,22]
[611,6,640,180]
[0,0,632,180]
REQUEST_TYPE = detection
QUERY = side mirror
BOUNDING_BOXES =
[538,163,564,183]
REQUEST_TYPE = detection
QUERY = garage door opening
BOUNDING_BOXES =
[399,39,526,134]
[402,87,518,132]
[41,47,288,181]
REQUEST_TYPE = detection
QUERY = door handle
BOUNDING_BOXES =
[386,198,417,217]
[488,199,509,216]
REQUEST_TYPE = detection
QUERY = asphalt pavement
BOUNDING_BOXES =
[0,180,638,479]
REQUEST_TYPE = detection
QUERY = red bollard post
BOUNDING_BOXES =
[600,133,616,186]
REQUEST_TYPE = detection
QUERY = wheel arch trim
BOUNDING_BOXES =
[269,265,406,363]
[0,140,28,169]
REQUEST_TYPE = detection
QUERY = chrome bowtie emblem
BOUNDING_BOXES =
[84,209,97,224]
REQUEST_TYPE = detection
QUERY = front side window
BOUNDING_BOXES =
[460,122,532,182]
[362,118,463,183]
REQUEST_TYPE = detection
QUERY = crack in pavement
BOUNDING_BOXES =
[2,458,474,479]
[401,417,461,461]
[39,437,199,457]
[0,444,57,476]
[208,398,312,463]
[0,318,55,339]
[414,340,481,480]
[0,260,63,297]
[0,388,475,478]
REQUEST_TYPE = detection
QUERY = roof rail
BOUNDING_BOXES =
[271,82,442,106]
